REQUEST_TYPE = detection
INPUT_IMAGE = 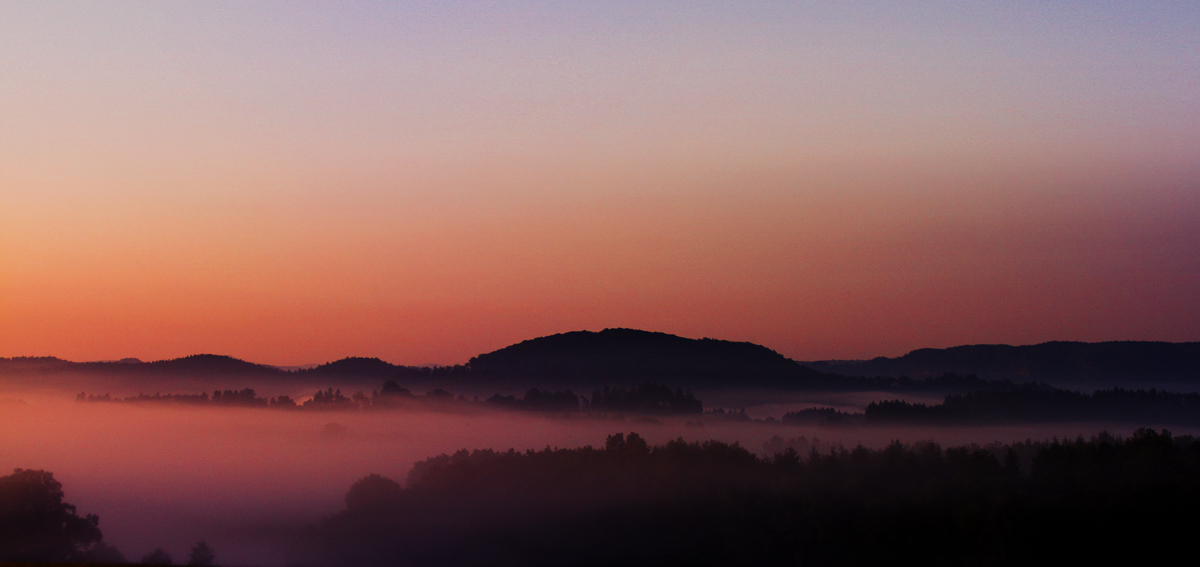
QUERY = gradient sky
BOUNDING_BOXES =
[2,1,1198,365]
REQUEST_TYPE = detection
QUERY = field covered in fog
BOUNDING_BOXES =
[4,378,1197,566]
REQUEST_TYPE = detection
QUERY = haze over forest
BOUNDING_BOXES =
[6,329,1200,564]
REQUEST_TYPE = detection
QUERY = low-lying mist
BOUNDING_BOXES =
[3,378,1197,566]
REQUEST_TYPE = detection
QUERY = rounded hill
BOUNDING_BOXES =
[467,328,820,388]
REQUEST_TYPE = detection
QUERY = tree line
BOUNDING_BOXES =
[296,428,1200,566]
[76,382,707,416]
[782,384,1200,426]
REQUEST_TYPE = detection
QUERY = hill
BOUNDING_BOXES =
[9,334,1199,391]
[0,354,286,378]
[807,341,1200,386]
[465,328,826,388]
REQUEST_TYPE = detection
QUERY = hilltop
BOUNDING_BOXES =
[466,328,823,388]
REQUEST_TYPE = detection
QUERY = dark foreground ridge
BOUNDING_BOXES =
[6,331,1200,390]
[299,429,1200,566]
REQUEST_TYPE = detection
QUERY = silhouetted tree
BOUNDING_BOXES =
[425,389,454,400]
[0,469,104,562]
[84,541,127,564]
[187,540,215,566]
[141,547,172,565]
[304,388,354,409]
[270,395,298,409]
[345,474,403,511]
[589,383,702,414]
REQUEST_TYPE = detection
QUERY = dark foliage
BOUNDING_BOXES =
[587,383,702,414]
[211,388,268,407]
[296,357,468,380]
[304,388,355,409]
[702,407,751,421]
[486,389,581,412]
[298,429,1200,566]
[142,547,173,565]
[77,388,297,409]
[780,406,846,426]
[779,384,1200,427]
[77,381,703,417]
[187,540,215,566]
[0,469,110,563]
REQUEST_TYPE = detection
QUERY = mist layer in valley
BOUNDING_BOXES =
[3,377,1198,566]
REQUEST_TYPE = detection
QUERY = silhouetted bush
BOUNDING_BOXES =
[0,469,112,562]
[142,547,173,565]
[187,540,215,566]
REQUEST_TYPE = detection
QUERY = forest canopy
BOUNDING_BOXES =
[296,429,1200,566]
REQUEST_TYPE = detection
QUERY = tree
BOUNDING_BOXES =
[142,547,173,565]
[0,468,104,562]
[188,540,215,566]
[345,474,403,511]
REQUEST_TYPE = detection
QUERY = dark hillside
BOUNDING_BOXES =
[0,357,75,373]
[15,333,1197,391]
[809,341,1200,386]
[84,354,285,377]
[0,354,285,378]
[301,357,401,377]
[466,328,825,388]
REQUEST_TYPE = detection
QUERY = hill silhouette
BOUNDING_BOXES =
[6,333,1200,390]
[0,354,286,378]
[465,328,825,388]
[82,354,285,377]
[302,357,401,377]
[808,341,1200,386]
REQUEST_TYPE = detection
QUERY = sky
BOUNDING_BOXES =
[2,1,1198,365]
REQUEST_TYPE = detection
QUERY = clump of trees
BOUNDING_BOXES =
[188,540,216,566]
[296,428,1200,566]
[78,381,706,417]
[485,388,581,412]
[138,540,215,566]
[587,383,702,414]
[142,547,172,565]
[482,383,704,415]
[0,468,219,566]
[762,434,834,456]
[0,468,123,563]
[780,384,1200,427]
[78,388,296,409]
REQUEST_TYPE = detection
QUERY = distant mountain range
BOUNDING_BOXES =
[0,354,282,376]
[806,341,1200,386]
[4,331,1199,390]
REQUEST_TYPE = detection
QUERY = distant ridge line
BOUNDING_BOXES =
[4,333,1200,387]
[806,340,1200,384]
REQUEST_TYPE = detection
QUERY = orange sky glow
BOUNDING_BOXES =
[2,2,1198,364]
